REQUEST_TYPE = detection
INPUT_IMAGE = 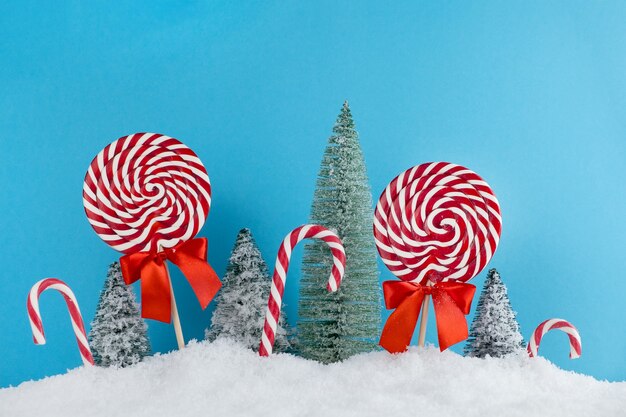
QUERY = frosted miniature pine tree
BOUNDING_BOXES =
[464,268,525,358]
[88,262,150,367]
[297,101,382,363]
[205,228,292,352]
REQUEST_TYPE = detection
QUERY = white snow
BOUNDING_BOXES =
[1,339,624,417]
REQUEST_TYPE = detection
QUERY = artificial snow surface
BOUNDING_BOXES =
[1,339,624,417]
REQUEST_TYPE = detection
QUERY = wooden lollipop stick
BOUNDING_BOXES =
[417,280,435,347]
[416,294,430,347]
[168,272,185,350]
[160,246,185,350]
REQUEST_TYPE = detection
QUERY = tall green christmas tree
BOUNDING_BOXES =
[206,228,292,352]
[89,262,151,367]
[464,268,525,358]
[297,101,382,363]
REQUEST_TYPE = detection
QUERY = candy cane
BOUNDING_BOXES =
[259,224,346,357]
[27,278,94,366]
[527,318,581,359]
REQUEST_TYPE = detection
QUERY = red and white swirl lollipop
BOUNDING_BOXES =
[374,162,502,284]
[83,133,220,349]
[83,132,211,254]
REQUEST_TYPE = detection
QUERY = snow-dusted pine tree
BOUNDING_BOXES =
[464,268,525,358]
[205,228,292,352]
[88,262,150,367]
[297,101,382,363]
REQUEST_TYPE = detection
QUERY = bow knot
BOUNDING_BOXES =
[422,286,435,296]
[156,247,175,261]
[379,280,476,353]
[120,237,221,323]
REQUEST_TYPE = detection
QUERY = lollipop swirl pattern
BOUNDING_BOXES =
[374,162,502,284]
[83,133,212,254]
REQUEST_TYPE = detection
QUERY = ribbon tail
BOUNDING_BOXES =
[379,291,424,353]
[170,252,221,310]
[139,259,172,323]
[432,290,470,351]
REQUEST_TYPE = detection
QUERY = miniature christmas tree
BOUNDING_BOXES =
[88,262,150,367]
[206,228,292,352]
[297,101,382,363]
[464,268,525,358]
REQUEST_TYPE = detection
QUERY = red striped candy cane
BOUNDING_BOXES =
[27,278,95,366]
[259,224,346,357]
[527,318,581,359]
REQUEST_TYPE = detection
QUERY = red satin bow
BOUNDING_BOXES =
[119,238,221,323]
[379,280,476,353]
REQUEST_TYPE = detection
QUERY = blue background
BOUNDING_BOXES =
[1,1,625,387]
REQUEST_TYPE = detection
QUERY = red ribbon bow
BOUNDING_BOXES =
[379,280,476,353]
[119,237,221,323]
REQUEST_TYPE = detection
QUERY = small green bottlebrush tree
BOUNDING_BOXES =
[297,101,382,363]
[464,268,525,358]
[206,228,292,352]
[88,262,151,367]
